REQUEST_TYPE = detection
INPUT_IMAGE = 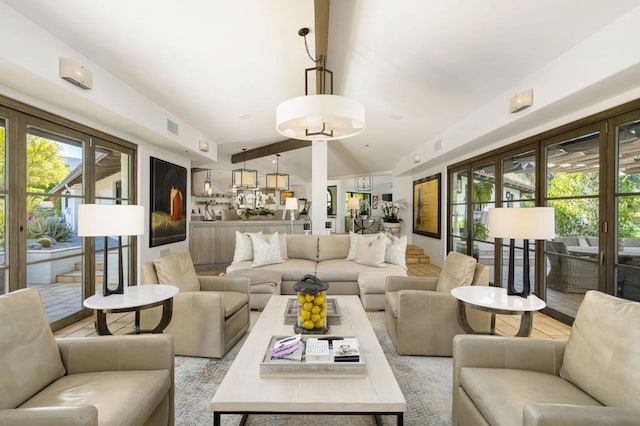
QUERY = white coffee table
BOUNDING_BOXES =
[210,295,406,425]
[83,284,178,335]
[451,286,546,337]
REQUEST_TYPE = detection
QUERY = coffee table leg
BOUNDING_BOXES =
[516,311,534,337]
[213,412,220,426]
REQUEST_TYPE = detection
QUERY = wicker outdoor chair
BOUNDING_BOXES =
[546,241,599,293]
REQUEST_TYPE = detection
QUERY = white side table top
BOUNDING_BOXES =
[83,284,179,310]
[451,286,546,312]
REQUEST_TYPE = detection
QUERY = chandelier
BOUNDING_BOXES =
[232,148,258,190]
[266,154,289,191]
[276,28,365,141]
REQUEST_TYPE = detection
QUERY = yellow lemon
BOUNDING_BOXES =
[311,314,321,322]
[314,319,324,328]
[298,294,306,304]
[311,305,321,314]
[320,310,326,318]
[303,302,313,312]
[314,295,325,305]
[300,310,311,320]
[303,320,315,330]
[305,294,315,302]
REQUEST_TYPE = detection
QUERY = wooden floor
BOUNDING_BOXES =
[55,262,572,340]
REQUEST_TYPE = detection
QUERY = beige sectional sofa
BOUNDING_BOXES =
[226,233,407,308]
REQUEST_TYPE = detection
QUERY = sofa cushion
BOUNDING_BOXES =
[248,259,317,282]
[435,252,477,293]
[385,234,407,269]
[20,370,171,425]
[315,260,406,282]
[287,235,318,261]
[250,232,284,267]
[356,236,387,268]
[460,368,601,425]
[232,230,261,263]
[153,250,199,292]
[346,232,386,260]
[0,289,66,409]
[318,234,350,261]
[560,291,640,407]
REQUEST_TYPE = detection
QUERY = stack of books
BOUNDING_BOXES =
[270,334,303,361]
[332,338,360,362]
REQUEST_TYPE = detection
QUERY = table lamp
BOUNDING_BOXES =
[487,207,555,297]
[78,204,145,296]
[284,197,298,233]
[347,197,360,219]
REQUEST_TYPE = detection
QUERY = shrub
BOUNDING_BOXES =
[27,216,73,241]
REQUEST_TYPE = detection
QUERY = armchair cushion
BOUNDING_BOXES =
[459,368,601,426]
[435,251,477,293]
[153,250,199,292]
[0,289,66,410]
[560,290,640,407]
[19,370,170,426]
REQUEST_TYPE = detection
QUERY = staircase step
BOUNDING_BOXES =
[74,262,104,271]
[406,245,424,256]
[56,270,103,284]
[406,255,430,264]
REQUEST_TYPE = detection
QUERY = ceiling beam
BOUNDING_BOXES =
[231,139,312,163]
[314,0,330,94]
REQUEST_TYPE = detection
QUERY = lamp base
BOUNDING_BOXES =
[103,282,124,296]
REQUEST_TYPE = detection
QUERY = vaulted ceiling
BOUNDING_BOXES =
[4,0,640,191]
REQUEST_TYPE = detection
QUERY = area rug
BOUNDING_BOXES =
[174,312,452,425]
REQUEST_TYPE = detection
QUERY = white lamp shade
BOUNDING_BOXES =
[266,173,289,190]
[276,95,365,141]
[77,204,145,237]
[487,207,555,240]
[347,197,361,210]
[284,197,298,210]
[232,168,257,189]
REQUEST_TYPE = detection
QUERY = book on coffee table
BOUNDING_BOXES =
[332,338,360,362]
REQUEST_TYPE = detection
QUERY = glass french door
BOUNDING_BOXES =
[611,113,640,302]
[543,123,605,319]
[23,119,88,324]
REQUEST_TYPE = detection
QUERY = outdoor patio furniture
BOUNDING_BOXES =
[546,241,599,293]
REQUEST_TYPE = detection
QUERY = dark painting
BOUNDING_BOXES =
[150,157,187,247]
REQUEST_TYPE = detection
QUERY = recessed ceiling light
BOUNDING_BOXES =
[389,114,403,120]
[238,114,253,120]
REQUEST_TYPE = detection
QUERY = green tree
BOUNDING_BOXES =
[26,135,68,193]
[547,172,599,237]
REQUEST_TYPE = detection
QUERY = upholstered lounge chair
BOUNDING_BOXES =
[0,289,174,425]
[384,251,490,356]
[140,250,250,358]
[453,290,640,425]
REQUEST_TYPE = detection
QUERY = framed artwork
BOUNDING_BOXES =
[355,176,371,191]
[372,195,379,209]
[280,190,294,206]
[149,157,187,247]
[413,173,441,239]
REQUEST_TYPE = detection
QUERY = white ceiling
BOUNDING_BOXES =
[4,0,640,191]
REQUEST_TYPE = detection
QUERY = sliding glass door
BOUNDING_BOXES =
[542,124,605,319]
[612,113,640,302]
[0,112,7,295]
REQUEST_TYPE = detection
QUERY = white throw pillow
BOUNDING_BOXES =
[355,236,387,268]
[263,232,289,260]
[346,232,384,260]
[232,230,261,263]
[250,232,285,267]
[385,234,407,269]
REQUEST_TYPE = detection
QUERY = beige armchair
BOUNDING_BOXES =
[385,251,490,356]
[453,290,640,425]
[0,289,174,425]
[140,250,250,358]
